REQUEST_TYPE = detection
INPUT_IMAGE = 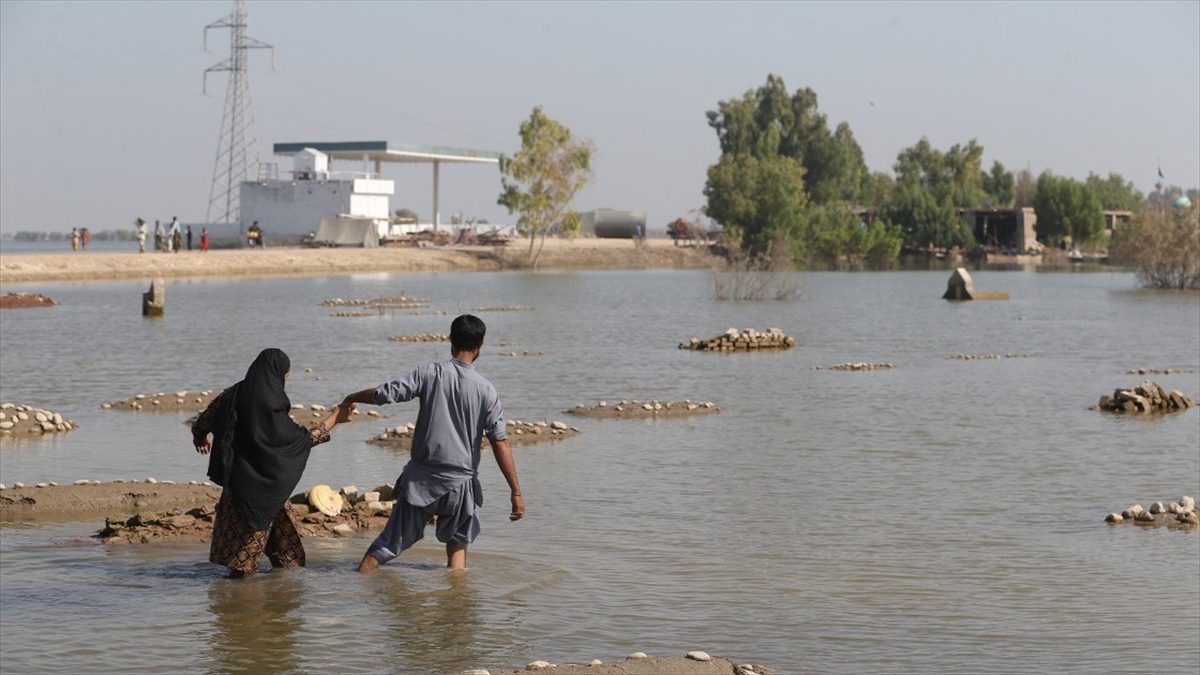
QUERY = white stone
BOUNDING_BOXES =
[202,481,212,487]
[155,392,165,397]
[1149,502,1165,514]
[52,413,63,425]
[0,403,11,409]
[590,660,602,666]
[48,481,58,486]
[90,480,100,485]
[628,652,647,659]
[642,403,654,410]
[17,412,29,421]
[161,480,176,485]
[36,482,48,488]
[114,479,125,483]
[176,391,188,397]
[653,402,663,410]
[461,670,490,675]
[332,523,356,536]
[0,421,13,430]
[135,394,146,400]
[378,434,389,441]
[146,477,158,484]
[551,421,567,430]
[1105,513,1123,523]
[311,404,327,412]
[195,398,203,403]
[366,501,389,514]
[0,484,5,490]
[687,651,711,662]
[367,410,380,417]
[0,412,5,419]
[340,485,358,497]
[1181,496,1196,511]
[360,491,381,503]
[176,399,184,404]
[598,401,607,407]
[13,482,24,488]
[291,404,304,410]
[40,421,56,432]
[526,661,552,670]
[74,479,90,485]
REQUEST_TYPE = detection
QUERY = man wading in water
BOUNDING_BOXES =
[341,314,525,571]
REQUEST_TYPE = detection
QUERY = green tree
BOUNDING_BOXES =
[705,74,867,205]
[981,161,1014,208]
[704,153,809,256]
[498,106,594,267]
[885,184,974,249]
[1033,172,1104,245]
[893,137,985,207]
[1084,172,1144,212]
[1013,168,1037,208]
[860,171,895,209]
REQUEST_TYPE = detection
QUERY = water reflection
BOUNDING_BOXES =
[206,572,306,674]
[364,567,487,667]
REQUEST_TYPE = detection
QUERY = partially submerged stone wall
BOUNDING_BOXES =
[388,334,449,343]
[814,362,895,371]
[567,400,719,419]
[679,328,795,352]
[1092,381,1195,413]
[369,419,579,449]
[0,404,77,438]
[1105,496,1198,529]
[321,295,428,308]
[945,353,1030,361]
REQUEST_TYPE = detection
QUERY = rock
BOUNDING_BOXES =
[367,410,380,417]
[36,482,48,488]
[16,412,29,421]
[590,660,602,666]
[365,501,390,514]
[1180,496,1196,511]
[39,421,56,432]
[1149,502,1165,515]
[687,651,712,662]
[0,421,13,430]
[1134,510,1156,523]
[14,482,24,488]
[360,491,381,503]
[340,485,358,498]
[332,523,356,536]
[628,653,647,659]
[0,484,5,490]
[146,477,158,484]
[1177,512,1199,525]
[74,479,90,486]
[34,411,48,423]
[1105,513,1123,524]
[526,661,552,670]
[461,670,491,675]
[165,515,196,528]
[1121,505,1144,519]
[48,481,58,486]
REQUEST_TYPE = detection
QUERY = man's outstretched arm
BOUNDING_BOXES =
[342,388,377,407]
[489,438,525,521]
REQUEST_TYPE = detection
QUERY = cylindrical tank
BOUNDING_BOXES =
[586,209,646,238]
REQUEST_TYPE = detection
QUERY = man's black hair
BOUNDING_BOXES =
[450,314,486,352]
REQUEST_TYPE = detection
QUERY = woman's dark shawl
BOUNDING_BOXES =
[228,348,313,531]
[205,383,240,488]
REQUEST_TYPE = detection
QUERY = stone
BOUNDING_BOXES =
[332,523,356,536]
[526,661,552,670]
[40,421,55,432]
[628,653,647,659]
[687,651,712,662]
[14,482,24,488]
[1134,510,1156,523]
[461,670,490,675]
[1121,505,1144,519]
[360,491,381,503]
[367,410,380,417]
[0,421,13,430]
[146,477,158,484]
[1105,513,1123,524]
[1180,496,1196,511]
[142,278,165,316]
[551,421,567,430]
[590,660,602,666]
[161,480,175,485]
[1177,512,1199,525]
[0,484,5,490]
[36,482,48,488]
[16,412,29,421]
[165,515,196,528]
[340,485,358,497]
[1149,502,1165,515]
[74,479,90,486]
[34,411,48,423]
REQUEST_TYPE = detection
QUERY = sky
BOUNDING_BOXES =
[1,0,1197,233]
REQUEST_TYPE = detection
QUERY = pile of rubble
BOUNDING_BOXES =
[102,389,218,413]
[679,328,795,352]
[0,404,77,437]
[815,362,895,371]
[1125,367,1194,375]
[320,295,429,309]
[98,484,402,544]
[0,292,57,309]
[1105,496,1198,529]
[567,400,719,419]
[944,353,1030,360]
[1092,381,1194,413]
[388,333,449,343]
[369,419,580,449]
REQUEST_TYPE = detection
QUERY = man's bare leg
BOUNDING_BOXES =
[446,544,467,569]
[357,551,381,573]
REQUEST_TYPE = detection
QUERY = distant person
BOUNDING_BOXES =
[172,227,182,254]
[200,227,209,253]
[633,223,643,247]
[136,218,147,253]
[187,225,193,251]
[341,314,525,573]
[71,227,79,252]
[81,227,90,251]
[154,220,164,252]
[192,348,354,578]
[246,221,263,248]
[168,217,181,253]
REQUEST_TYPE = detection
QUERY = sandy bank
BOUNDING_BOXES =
[0,481,221,522]
[0,239,710,284]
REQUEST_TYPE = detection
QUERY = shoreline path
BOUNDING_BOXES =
[0,239,709,285]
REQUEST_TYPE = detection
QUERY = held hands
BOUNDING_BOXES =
[195,433,212,455]
[334,402,357,424]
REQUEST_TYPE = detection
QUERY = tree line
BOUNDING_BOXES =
[702,74,1197,265]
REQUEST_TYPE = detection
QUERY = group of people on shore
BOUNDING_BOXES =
[192,314,524,577]
[135,217,208,254]
[69,227,90,252]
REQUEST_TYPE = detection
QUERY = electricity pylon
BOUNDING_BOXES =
[203,0,274,227]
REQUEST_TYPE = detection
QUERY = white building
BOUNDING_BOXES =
[236,141,502,244]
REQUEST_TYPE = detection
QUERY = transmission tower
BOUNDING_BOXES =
[203,0,274,227]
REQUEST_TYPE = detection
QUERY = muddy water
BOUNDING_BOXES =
[1,270,1198,673]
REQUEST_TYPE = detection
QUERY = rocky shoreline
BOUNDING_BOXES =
[567,400,719,419]
[369,419,580,450]
[469,652,774,674]
[0,403,77,438]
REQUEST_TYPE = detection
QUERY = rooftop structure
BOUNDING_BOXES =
[273,141,502,232]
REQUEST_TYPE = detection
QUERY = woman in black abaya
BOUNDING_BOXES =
[193,348,353,577]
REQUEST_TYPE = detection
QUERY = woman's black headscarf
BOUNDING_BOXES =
[221,348,314,531]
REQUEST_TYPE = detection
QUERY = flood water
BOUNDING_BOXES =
[1,269,1198,673]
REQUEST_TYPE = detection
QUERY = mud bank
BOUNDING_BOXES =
[0,481,221,522]
[0,292,57,308]
[567,400,719,419]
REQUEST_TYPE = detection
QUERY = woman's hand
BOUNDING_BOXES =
[195,433,212,454]
[335,403,357,424]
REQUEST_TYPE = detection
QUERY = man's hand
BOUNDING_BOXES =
[510,493,525,521]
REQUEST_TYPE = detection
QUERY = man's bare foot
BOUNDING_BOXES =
[357,553,381,573]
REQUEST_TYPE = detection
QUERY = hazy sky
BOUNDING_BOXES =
[1,0,1197,233]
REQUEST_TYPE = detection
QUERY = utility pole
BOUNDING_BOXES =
[203,0,274,228]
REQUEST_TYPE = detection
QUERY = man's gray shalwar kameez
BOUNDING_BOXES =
[366,359,506,562]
